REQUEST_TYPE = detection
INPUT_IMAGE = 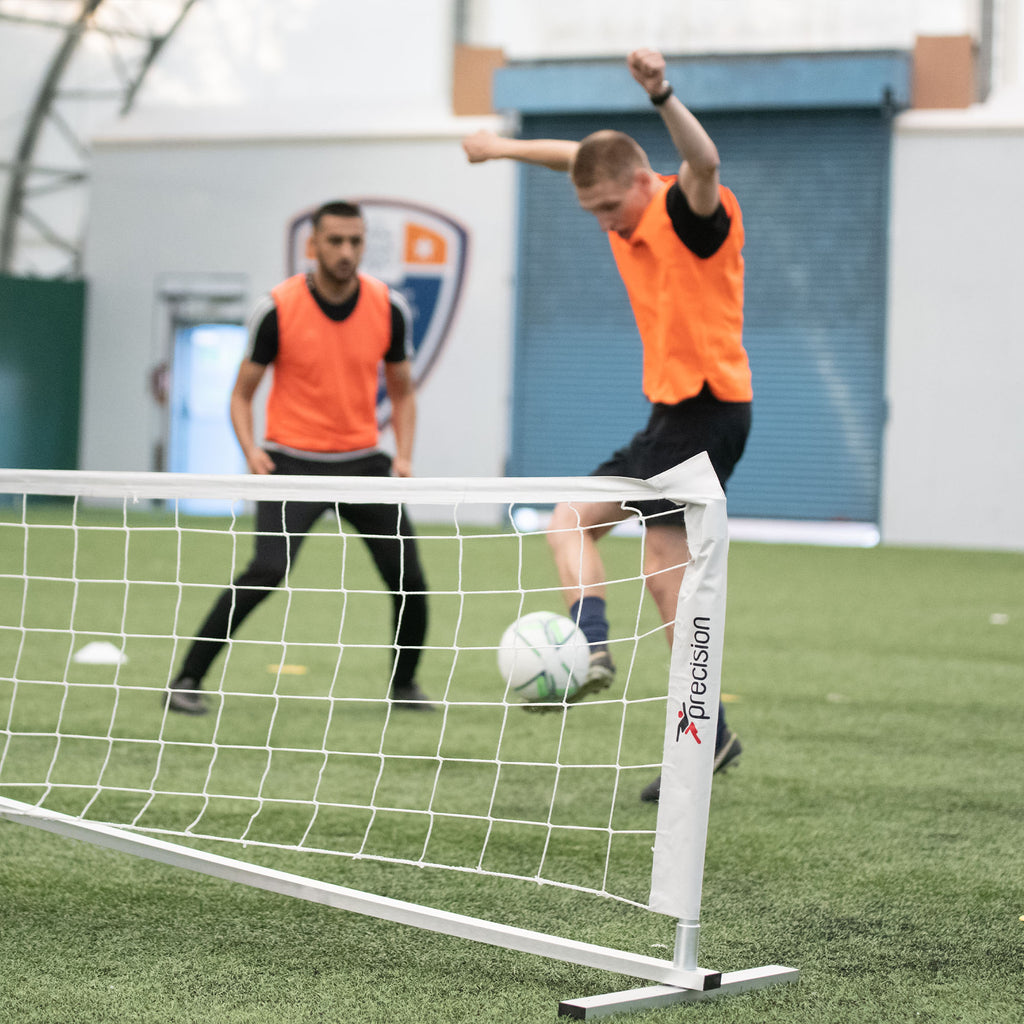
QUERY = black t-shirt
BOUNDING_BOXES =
[664,182,732,259]
[248,276,408,366]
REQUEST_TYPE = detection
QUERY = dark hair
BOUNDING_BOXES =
[312,200,363,227]
[571,130,648,189]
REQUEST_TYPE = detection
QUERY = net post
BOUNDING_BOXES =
[557,456,801,1018]
[673,917,700,972]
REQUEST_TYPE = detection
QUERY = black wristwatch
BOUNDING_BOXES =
[650,82,673,106]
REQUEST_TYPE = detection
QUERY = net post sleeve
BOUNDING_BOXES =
[648,453,729,920]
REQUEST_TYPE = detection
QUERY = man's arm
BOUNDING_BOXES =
[230,359,275,475]
[384,360,416,478]
[462,130,579,172]
[627,48,722,217]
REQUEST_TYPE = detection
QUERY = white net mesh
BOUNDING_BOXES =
[0,469,715,911]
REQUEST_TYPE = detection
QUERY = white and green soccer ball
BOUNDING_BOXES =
[497,610,590,704]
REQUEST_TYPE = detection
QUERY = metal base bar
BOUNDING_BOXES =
[558,965,799,1020]
[0,796,715,990]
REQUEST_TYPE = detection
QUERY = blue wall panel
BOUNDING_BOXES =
[495,51,910,114]
[508,108,891,522]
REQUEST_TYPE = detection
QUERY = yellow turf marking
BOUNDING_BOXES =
[267,664,308,675]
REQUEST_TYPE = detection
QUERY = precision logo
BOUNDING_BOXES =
[676,706,700,744]
[675,615,715,743]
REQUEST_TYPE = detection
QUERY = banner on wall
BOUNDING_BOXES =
[287,199,469,423]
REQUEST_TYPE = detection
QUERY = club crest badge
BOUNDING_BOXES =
[286,198,469,423]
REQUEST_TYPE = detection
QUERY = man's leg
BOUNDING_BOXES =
[546,499,632,700]
[639,522,690,645]
[166,498,323,714]
[639,522,741,801]
[346,501,431,709]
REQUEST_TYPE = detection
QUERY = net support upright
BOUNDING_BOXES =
[559,454,798,1018]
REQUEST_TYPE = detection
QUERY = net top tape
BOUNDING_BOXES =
[0,467,721,507]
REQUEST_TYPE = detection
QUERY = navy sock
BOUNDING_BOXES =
[570,596,609,649]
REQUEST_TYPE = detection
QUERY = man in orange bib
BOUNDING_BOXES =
[464,49,750,799]
[165,200,432,715]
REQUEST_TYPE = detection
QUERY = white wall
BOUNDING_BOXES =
[73,0,1024,548]
[80,116,516,483]
[465,0,979,57]
[883,111,1024,551]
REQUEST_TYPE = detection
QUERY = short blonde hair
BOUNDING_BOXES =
[571,130,649,188]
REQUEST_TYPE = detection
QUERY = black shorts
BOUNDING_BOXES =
[253,448,426,593]
[268,448,393,481]
[592,384,751,524]
[260,449,408,543]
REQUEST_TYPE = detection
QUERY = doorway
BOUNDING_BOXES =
[156,275,249,515]
[168,322,247,514]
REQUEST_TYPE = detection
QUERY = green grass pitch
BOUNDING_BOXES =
[1,505,1022,1023]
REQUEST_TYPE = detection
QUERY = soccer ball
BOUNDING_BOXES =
[497,610,591,704]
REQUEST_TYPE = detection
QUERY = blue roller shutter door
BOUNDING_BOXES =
[508,108,890,523]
